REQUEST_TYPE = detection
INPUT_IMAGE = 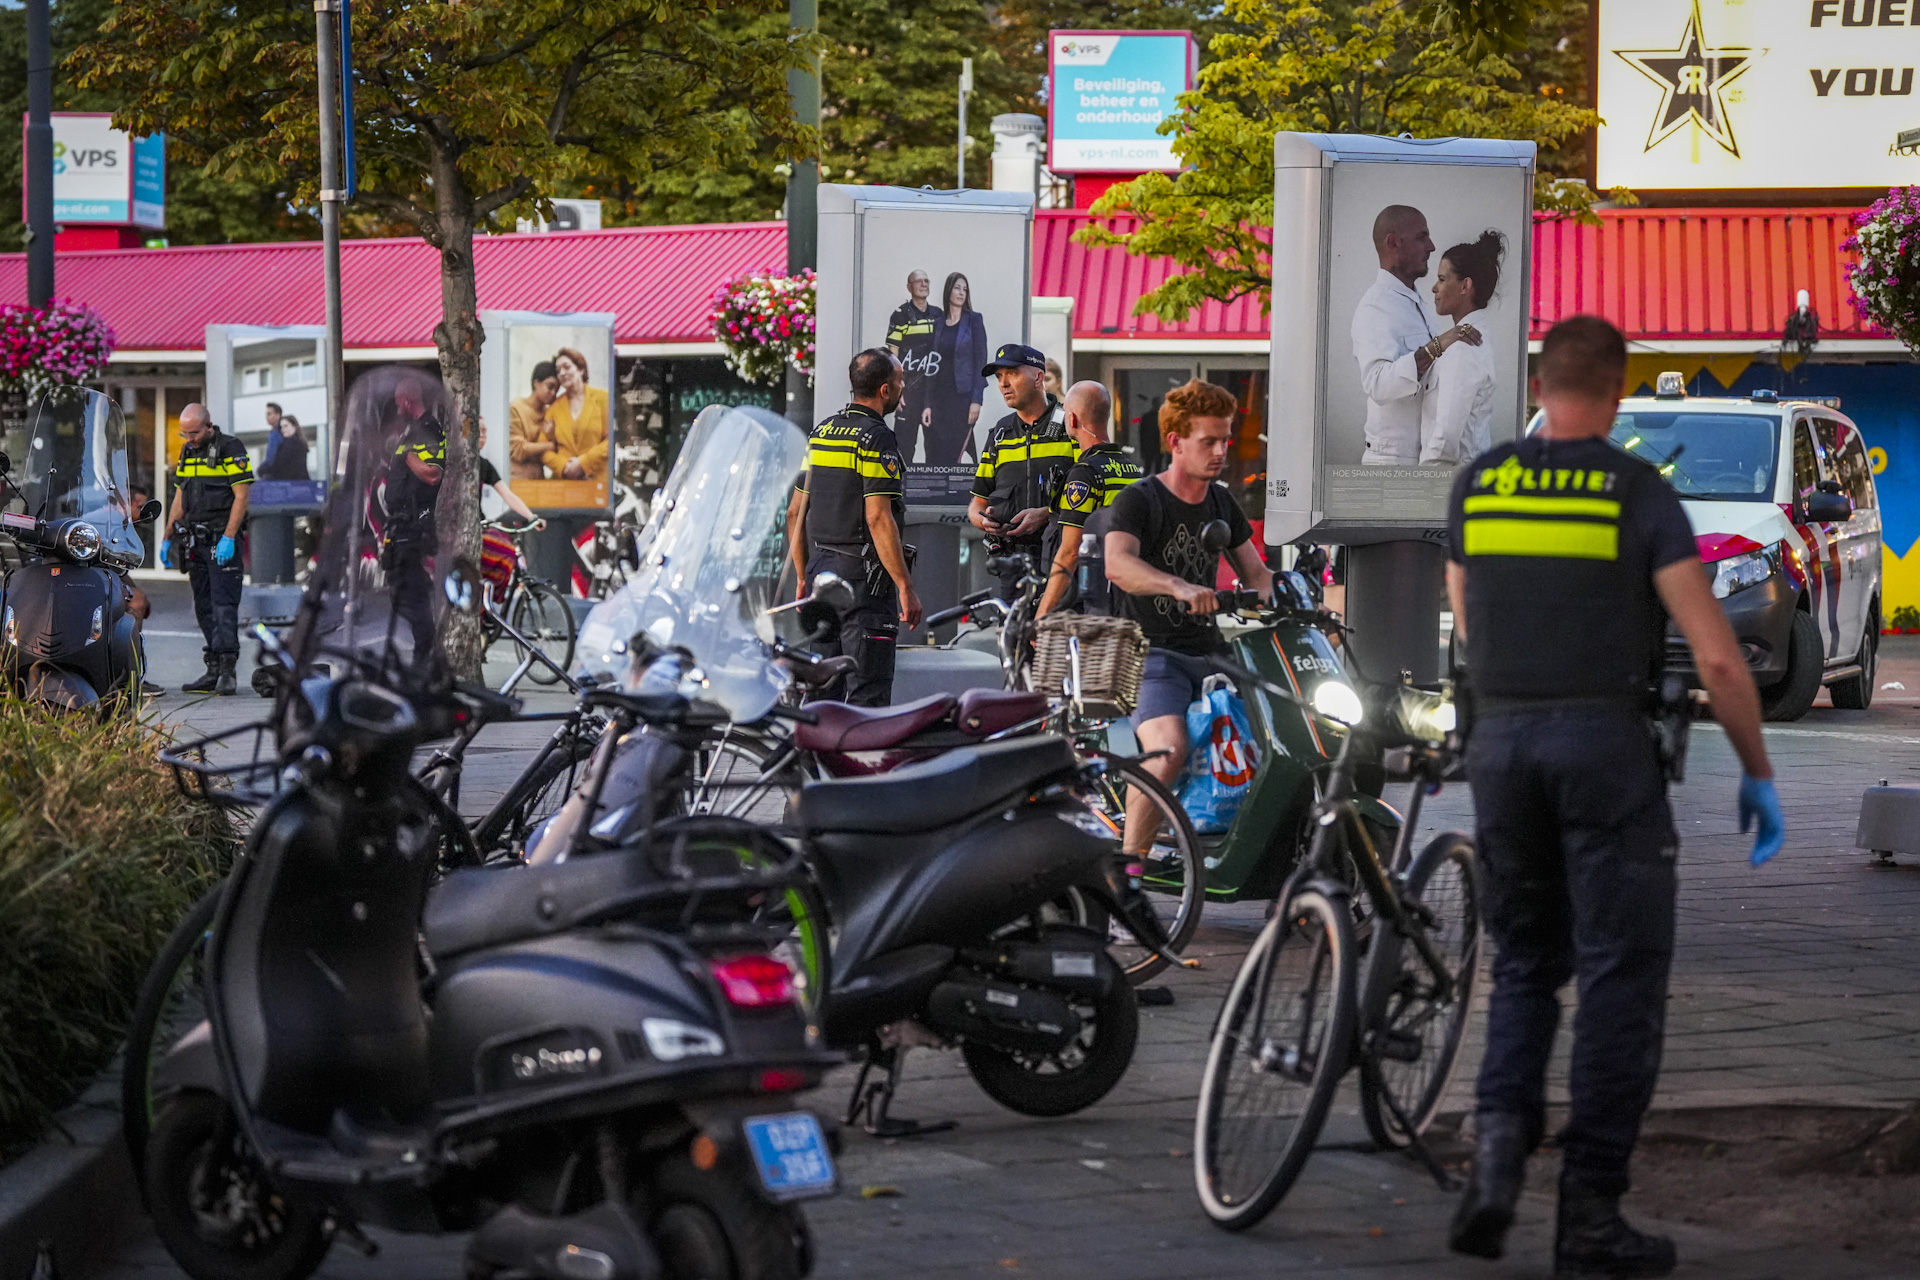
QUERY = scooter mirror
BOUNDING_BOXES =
[442,558,484,617]
[1200,519,1233,555]
[138,498,164,523]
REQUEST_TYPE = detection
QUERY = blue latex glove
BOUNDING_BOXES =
[214,535,236,566]
[158,539,173,570]
[1739,775,1785,867]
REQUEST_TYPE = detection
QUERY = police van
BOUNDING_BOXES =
[1527,374,1882,721]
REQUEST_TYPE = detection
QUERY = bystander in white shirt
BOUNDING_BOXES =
[1420,308,1497,465]
[1351,269,1439,465]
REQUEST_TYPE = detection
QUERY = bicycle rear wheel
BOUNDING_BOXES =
[1091,757,1206,984]
[1358,832,1481,1150]
[1194,884,1355,1230]
[687,733,805,825]
[509,579,578,684]
[122,886,220,1171]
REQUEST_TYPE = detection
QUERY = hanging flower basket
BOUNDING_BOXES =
[1843,189,1920,352]
[709,269,815,388]
[0,299,117,401]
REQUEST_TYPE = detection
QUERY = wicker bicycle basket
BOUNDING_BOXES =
[1031,613,1149,717]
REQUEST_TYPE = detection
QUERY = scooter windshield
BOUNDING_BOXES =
[10,388,143,563]
[576,404,803,723]
[286,367,465,681]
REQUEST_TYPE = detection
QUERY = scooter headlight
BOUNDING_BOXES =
[1311,679,1364,726]
[62,521,101,561]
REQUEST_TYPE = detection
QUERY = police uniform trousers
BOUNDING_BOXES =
[388,544,438,658]
[1466,703,1678,1197]
[805,549,897,707]
[183,535,244,658]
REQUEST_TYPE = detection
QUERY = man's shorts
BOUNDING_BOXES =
[1131,647,1216,728]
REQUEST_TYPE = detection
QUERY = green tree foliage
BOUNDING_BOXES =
[1077,0,1605,321]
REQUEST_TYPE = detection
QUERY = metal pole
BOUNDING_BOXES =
[785,0,819,430]
[24,0,55,307]
[957,58,973,190]
[315,0,346,472]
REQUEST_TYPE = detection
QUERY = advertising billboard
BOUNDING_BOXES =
[817,185,1037,512]
[1048,31,1195,174]
[479,311,616,514]
[1597,0,1920,191]
[1267,134,1535,545]
[21,114,166,227]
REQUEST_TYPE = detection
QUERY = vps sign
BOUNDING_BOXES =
[23,113,166,228]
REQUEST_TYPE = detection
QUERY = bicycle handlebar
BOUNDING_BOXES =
[924,588,996,630]
[483,518,547,533]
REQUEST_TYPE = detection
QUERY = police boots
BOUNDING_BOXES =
[213,654,237,697]
[1449,1111,1533,1259]
[181,651,220,695]
[1554,1180,1676,1277]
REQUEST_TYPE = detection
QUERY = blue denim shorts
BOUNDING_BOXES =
[1131,648,1216,728]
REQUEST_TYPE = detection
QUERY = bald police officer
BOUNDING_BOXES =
[162,403,252,695]
[1036,380,1143,617]
[786,349,922,705]
[1446,316,1785,1277]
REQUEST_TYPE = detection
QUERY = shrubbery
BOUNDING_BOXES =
[0,702,232,1151]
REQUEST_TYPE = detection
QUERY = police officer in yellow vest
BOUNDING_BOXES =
[1036,380,1143,617]
[1446,317,1785,1276]
[786,349,923,705]
[968,343,1074,601]
[161,403,252,695]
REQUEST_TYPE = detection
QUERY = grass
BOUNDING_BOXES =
[0,700,233,1151]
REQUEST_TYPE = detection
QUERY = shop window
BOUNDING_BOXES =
[1203,367,1269,521]
[1114,366,1193,470]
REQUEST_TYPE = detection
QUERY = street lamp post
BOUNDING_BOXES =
[957,57,973,190]
[786,0,820,430]
[24,0,55,307]
[314,0,346,471]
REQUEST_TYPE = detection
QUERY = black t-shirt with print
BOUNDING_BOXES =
[1106,475,1253,655]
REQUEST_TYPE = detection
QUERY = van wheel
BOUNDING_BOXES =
[1760,612,1823,722]
[1829,619,1878,710]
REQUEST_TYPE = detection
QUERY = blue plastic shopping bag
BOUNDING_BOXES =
[1177,679,1260,834]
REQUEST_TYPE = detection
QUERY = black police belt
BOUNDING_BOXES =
[813,541,915,599]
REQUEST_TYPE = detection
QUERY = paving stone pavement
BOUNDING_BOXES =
[102,598,1920,1278]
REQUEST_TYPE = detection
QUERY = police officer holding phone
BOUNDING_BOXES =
[1445,316,1785,1278]
[161,403,252,695]
[786,349,922,706]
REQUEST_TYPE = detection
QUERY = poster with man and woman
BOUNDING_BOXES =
[489,316,616,512]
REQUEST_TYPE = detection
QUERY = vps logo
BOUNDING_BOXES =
[1613,0,1759,158]
[51,140,120,177]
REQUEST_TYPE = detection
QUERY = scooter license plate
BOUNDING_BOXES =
[741,1112,837,1201]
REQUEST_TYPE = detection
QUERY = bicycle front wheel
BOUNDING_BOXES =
[509,580,578,684]
[122,886,220,1170]
[1093,757,1206,984]
[1357,831,1481,1150]
[1194,884,1356,1230]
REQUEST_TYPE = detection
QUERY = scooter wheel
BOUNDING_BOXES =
[644,1150,810,1280]
[144,1090,332,1280]
[960,945,1140,1118]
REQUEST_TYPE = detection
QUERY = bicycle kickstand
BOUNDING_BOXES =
[1362,1057,1461,1193]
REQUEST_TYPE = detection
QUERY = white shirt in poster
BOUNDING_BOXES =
[1350,269,1439,466]
[1420,308,1496,466]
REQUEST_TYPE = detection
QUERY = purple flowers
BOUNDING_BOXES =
[1843,188,1920,352]
[709,269,816,388]
[0,299,117,401]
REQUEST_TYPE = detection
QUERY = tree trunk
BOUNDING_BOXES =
[428,147,487,683]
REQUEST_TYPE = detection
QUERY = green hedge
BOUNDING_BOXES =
[0,702,232,1150]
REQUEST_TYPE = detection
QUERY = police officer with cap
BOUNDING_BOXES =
[382,375,446,659]
[1445,315,1785,1277]
[161,402,252,695]
[785,349,922,706]
[968,343,1074,600]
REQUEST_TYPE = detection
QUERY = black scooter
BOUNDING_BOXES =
[0,388,160,708]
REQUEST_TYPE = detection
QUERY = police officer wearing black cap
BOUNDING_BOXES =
[967,343,1073,600]
[785,349,923,706]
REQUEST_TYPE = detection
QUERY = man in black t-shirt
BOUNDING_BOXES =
[1105,379,1272,863]
[1445,317,1783,1277]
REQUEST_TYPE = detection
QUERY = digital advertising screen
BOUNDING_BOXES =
[1047,30,1195,174]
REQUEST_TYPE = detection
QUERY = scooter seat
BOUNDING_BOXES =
[796,736,1080,834]
[954,688,1048,737]
[794,693,957,753]
[425,846,673,961]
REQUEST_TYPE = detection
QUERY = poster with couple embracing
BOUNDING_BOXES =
[1265,134,1534,546]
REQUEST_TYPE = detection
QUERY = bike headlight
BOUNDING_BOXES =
[1311,679,1364,726]
[62,521,100,561]
[1710,545,1776,600]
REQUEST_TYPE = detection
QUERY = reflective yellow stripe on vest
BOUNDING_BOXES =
[1462,518,1619,560]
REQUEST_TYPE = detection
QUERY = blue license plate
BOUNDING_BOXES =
[742,1112,837,1201]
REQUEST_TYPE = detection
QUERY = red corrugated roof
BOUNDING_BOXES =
[0,206,1871,350]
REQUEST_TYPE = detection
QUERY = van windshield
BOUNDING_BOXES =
[1608,411,1780,502]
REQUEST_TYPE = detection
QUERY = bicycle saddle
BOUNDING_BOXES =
[794,693,958,753]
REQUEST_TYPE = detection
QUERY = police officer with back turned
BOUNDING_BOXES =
[786,349,922,706]
[1445,316,1785,1278]
[162,403,252,695]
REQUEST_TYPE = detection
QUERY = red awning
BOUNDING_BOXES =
[0,206,1873,351]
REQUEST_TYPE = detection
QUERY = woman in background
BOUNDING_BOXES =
[262,414,309,480]
[1420,230,1504,467]
[922,272,989,465]
[547,347,611,481]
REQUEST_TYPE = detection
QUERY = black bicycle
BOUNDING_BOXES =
[1193,674,1481,1230]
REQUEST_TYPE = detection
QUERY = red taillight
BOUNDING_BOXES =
[756,1067,808,1093]
[710,955,797,1008]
